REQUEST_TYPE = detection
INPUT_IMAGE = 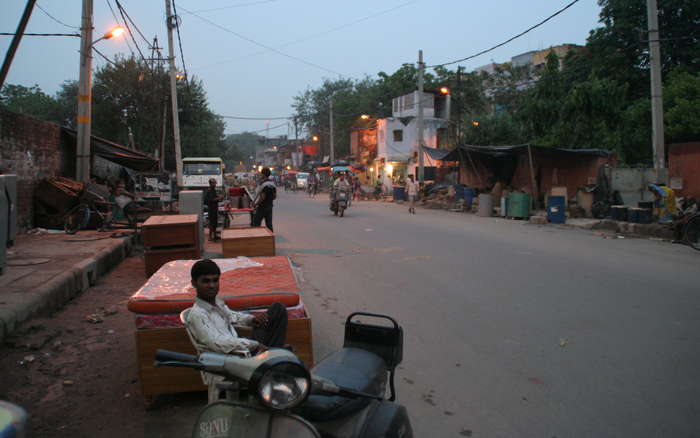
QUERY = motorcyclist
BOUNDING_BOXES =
[330,173,350,210]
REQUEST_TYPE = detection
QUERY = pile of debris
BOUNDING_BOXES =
[33,177,85,229]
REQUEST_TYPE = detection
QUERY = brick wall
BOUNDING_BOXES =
[0,108,72,230]
[669,142,700,198]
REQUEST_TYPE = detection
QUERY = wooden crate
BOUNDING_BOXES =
[222,227,275,258]
[135,316,313,407]
[142,214,199,249]
[144,246,201,277]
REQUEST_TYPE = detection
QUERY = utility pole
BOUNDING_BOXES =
[165,0,183,187]
[647,0,665,174]
[76,0,94,183]
[329,98,335,165]
[416,49,425,184]
[456,66,463,144]
[0,0,36,90]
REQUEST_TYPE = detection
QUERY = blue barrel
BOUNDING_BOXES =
[393,186,406,201]
[547,196,566,223]
[464,188,475,210]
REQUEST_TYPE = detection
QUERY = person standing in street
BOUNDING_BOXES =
[405,174,418,214]
[204,178,221,240]
[253,167,276,231]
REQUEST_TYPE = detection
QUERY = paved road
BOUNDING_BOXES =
[273,190,700,437]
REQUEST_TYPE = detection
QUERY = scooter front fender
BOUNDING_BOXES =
[192,402,321,438]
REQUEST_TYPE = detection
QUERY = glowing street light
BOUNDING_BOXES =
[312,135,319,142]
[440,87,450,95]
[471,120,480,127]
[360,114,370,120]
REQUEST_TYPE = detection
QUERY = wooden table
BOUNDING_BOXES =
[222,227,275,257]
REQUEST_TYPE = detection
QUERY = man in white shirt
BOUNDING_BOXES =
[185,259,288,401]
[405,174,418,214]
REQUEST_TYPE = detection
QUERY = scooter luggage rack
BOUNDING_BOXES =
[343,312,403,401]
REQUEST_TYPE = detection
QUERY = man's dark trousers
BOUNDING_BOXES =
[253,206,273,231]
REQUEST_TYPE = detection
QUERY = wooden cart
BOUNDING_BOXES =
[129,257,313,408]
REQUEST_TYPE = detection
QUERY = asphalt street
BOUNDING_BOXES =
[273,190,700,438]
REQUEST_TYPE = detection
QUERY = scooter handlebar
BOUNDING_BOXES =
[155,349,199,363]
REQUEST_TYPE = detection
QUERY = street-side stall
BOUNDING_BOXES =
[128,256,313,408]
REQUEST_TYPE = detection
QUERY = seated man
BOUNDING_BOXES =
[184,259,288,402]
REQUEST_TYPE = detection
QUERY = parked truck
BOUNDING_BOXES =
[181,157,226,194]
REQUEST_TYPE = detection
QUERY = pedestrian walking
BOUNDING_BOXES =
[405,174,418,214]
[252,167,276,231]
[204,178,222,240]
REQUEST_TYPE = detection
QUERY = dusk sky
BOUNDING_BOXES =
[1,0,602,136]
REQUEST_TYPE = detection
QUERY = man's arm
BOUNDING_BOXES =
[187,310,258,354]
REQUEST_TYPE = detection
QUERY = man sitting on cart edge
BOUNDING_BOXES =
[184,259,288,358]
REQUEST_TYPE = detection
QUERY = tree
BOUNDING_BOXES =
[0,83,63,123]
[664,69,700,143]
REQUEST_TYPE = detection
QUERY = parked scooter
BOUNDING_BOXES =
[155,312,412,438]
[330,189,349,217]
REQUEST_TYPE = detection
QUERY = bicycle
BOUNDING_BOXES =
[682,213,700,251]
[64,192,150,234]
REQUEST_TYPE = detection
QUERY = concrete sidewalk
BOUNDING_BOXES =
[0,230,135,344]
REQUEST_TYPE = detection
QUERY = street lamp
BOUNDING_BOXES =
[312,135,319,142]
[360,114,371,120]
[76,17,124,183]
[439,86,450,95]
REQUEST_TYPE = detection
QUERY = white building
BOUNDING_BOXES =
[368,91,449,188]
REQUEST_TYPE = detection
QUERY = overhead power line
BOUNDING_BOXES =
[178,5,342,76]
[35,3,79,29]
[192,0,419,71]
[0,32,78,37]
[93,47,118,66]
[429,0,580,68]
[106,0,136,58]
[114,0,149,64]
[171,0,188,79]
[190,0,278,13]
[219,114,290,120]
[247,121,288,134]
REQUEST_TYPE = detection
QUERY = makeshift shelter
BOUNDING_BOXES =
[422,144,617,202]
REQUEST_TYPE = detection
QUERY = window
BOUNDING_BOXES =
[183,163,221,175]
[393,130,403,142]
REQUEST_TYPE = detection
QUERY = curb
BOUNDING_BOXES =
[0,235,134,344]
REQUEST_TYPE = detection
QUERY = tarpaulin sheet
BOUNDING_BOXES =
[62,127,159,171]
[421,144,613,161]
[128,256,301,314]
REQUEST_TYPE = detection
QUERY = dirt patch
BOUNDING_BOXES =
[0,255,147,438]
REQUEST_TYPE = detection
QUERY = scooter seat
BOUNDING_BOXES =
[296,348,387,422]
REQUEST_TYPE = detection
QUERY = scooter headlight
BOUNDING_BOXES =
[251,359,310,410]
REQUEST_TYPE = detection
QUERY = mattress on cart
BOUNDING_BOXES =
[128,256,301,315]
[134,300,308,329]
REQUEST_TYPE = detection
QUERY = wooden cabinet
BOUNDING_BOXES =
[142,214,200,276]
[222,227,275,258]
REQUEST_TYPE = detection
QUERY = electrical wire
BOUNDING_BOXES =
[106,0,135,58]
[115,0,152,48]
[246,121,288,134]
[219,115,290,120]
[93,47,118,67]
[35,3,79,29]
[114,0,149,64]
[428,0,581,68]
[177,5,342,76]
[171,0,188,80]
[190,0,278,13]
[0,32,78,37]
[191,0,418,71]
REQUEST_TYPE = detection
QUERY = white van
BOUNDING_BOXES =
[296,172,310,190]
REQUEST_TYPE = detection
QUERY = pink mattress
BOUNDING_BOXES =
[134,301,307,330]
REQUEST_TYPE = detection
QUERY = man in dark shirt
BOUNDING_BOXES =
[253,167,276,231]
[204,178,221,240]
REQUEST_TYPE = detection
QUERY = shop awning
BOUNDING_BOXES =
[422,144,614,161]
